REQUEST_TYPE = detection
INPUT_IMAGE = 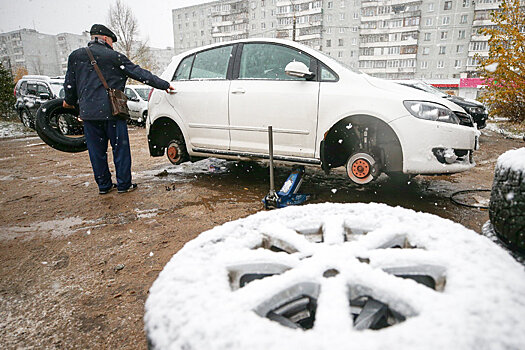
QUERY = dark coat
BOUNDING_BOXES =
[64,38,170,120]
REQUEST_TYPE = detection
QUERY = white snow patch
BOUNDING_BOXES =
[145,203,525,350]
[135,208,159,219]
[496,147,525,173]
[0,121,34,138]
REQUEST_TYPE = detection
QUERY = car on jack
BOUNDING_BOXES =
[147,38,479,185]
[124,85,151,126]
[392,80,489,129]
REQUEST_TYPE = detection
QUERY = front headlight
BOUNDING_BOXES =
[403,101,460,124]
[465,106,486,115]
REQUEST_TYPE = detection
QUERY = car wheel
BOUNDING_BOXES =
[166,139,188,165]
[57,115,70,135]
[35,98,87,153]
[489,148,525,252]
[145,203,525,350]
[19,108,34,129]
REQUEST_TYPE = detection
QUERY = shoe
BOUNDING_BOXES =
[99,184,117,195]
[118,183,137,193]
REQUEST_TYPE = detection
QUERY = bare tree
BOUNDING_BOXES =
[107,0,154,71]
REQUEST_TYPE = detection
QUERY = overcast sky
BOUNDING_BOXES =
[0,0,213,49]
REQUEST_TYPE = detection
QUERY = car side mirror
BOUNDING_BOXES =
[285,61,314,79]
[39,92,51,100]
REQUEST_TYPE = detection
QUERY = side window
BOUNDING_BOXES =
[320,64,337,82]
[37,84,50,94]
[173,55,194,81]
[239,43,311,81]
[19,81,27,95]
[27,83,38,96]
[124,88,137,99]
[190,45,232,80]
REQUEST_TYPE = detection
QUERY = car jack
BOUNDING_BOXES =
[263,126,310,209]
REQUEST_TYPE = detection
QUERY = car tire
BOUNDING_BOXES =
[19,108,35,129]
[489,149,525,252]
[145,203,525,350]
[35,98,87,153]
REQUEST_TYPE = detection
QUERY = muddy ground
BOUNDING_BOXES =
[0,123,523,349]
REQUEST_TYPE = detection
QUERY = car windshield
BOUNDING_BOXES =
[405,82,448,97]
[135,88,151,101]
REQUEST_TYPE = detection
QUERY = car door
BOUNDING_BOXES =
[25,82,40,116]
[124,88,140,119]
[165,45,234,151]
[229,43,320,158]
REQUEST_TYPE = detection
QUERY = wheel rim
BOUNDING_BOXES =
[351,159,371,179]
[21,111,31,127]
[58,115,69,135]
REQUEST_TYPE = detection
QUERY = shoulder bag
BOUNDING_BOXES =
[85,47,130,120]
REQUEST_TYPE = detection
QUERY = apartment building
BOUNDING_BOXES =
[171,0,518,79]
[55,32,91,75]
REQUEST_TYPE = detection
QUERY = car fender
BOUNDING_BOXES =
[148,105,192,153]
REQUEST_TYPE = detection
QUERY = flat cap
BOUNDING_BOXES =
[90,24,117,43]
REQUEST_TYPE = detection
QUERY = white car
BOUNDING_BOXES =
[124,85,151,125]
[147,39,479,184]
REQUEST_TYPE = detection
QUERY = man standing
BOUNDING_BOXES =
[63,24,173,194]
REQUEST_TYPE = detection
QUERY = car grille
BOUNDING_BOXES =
[455,111,474,127]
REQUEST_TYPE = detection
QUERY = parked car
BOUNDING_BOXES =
[147,39,479,185]
[393,80,488,129]
[14,75,64,129]
[125,85,151,125]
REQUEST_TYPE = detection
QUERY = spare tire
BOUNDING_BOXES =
[489,148,525,252]
[35,98,87,153]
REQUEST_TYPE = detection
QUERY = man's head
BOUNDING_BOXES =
[90,24,117,47]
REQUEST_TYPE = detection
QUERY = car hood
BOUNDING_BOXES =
[445,95,484,108]
[362,75,466,113]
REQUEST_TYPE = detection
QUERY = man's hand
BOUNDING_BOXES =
[166,85,175,94]
[63,101,74,109]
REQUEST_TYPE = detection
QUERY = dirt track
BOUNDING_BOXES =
[0,123,522,349]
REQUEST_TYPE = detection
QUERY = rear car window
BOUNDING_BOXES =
[173,55,194,81]
[190,46,232,80]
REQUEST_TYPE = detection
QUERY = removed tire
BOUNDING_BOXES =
[489,148,525,252]
[145,203,525,350]
[35,98,87,153]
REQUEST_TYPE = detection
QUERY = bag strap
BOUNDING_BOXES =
[85,47,110,91]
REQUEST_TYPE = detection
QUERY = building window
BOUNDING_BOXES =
[460,14,468,24]
[327,14,332,22]
[442,16,450,25]
[462,0,470,7]
[326,39,331,47]
[339,27,345,33]
[354,12,359,19]
[328,1,333,8]
[338,51,343,58]
[261,22,266,29]
[425,18,433,26]
[441,31,448,40]
[352,38,357,45]
[439,46,446,54]
[444,1,452,10]
[327,28,332,34]
[338,38,344,46]
[421,61,428,69]
[341,0,345,8]
[456,45,463,53]
[424,33,431,41]
[437,60,445,68]
[455,60,462,68]
[428,3,434,11]
[340,13,345,20]
[458,30,466,39]
[423,47,430,55]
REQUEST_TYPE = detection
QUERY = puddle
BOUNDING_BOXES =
[1,217,85,241]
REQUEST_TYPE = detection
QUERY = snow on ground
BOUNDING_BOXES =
[0,121,34,139]
[496,147,525,173]
[485,121,523,140]
[136,158,234,181]
[145,203,525,350]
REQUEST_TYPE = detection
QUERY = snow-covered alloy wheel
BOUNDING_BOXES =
[19,108,34,129]
[166,139,188,165]
[346,152,379,185]
[489,148,525,252]
[145,203,525,350]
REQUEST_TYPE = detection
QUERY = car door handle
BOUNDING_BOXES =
[231,88,245,94]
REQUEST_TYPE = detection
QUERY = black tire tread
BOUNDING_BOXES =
[489,164,525,252]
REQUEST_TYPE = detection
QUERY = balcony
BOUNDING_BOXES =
[359,53,417,60]
[472,19,494,26]
[474,1,502,11]
[360,25,420,35]
[360,38,418,48]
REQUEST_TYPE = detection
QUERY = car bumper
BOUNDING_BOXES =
[390,116,479,175]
